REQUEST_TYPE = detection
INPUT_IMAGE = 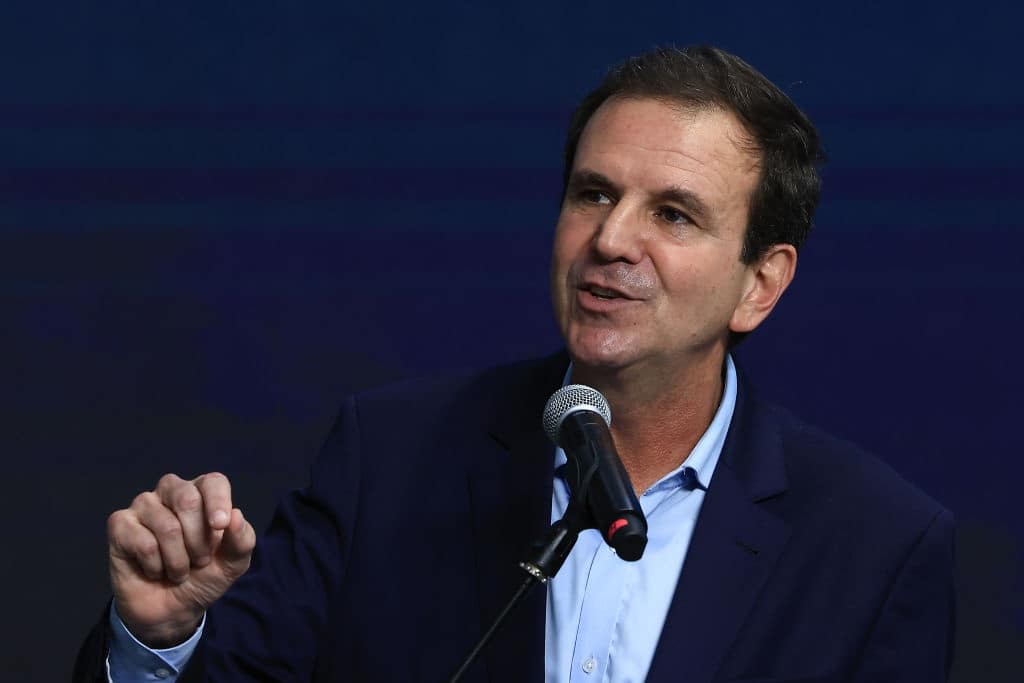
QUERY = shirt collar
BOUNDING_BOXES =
[553,355,738,494]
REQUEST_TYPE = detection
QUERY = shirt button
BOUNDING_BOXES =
[582,657,597,674]
[154,668,171,679]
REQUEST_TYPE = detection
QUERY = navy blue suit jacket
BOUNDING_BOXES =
[76,353,955,682]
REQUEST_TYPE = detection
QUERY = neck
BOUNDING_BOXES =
[571,352,726,493]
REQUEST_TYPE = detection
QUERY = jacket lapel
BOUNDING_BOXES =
[466,353,568,683]
[646,373,791,683]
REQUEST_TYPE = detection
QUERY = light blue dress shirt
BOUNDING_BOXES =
[545,356,736,683]
[108,356,736,682]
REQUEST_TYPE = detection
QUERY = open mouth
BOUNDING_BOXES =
[587,285,623,300]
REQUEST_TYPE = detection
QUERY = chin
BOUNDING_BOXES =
[565,328,637,371]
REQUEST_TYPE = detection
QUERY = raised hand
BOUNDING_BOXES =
[106,472,256,647]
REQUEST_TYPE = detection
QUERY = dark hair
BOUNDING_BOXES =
[563,45,824,264]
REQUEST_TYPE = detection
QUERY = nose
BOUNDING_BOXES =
[592,199,646,264]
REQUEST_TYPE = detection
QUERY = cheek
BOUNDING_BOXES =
[550,220,588,280]
[552,217,583,258]
[656,255,743,321]
[550,225,575,316]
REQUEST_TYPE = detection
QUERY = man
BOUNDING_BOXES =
[76,46,955,682]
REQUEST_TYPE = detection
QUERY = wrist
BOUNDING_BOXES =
[131,618,203,649]
[113,603,204,649]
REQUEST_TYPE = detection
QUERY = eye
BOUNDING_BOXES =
[655,206,691,225]
[578,189,612,205]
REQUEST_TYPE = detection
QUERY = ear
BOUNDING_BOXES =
[729,244,798,334]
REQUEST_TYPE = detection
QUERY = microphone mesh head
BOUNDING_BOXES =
[542,384,612,444]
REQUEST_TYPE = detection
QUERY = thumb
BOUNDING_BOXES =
[216,508,255,573]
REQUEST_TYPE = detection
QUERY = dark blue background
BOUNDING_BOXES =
[2,2,1021,680]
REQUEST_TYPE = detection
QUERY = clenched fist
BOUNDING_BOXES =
[106,472,256,647]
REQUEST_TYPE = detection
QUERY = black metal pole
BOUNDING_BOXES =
[446,511,588,683]
[446,574,537,683]
[447,460,599,683]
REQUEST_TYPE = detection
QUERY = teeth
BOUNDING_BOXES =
[589,286,618,299]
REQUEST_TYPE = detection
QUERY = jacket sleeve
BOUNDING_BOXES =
[852,507,956,682]
[72,602,113,683]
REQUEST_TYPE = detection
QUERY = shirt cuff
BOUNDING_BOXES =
[106,601,205,682]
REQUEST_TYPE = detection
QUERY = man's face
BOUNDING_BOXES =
[550,96,762,377]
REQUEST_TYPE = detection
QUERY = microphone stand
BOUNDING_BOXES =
[446,465,598,683]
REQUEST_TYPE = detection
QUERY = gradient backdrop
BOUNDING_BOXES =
[2,2,1021,680]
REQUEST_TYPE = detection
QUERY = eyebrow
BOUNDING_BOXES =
[567,169,617,194]
[568,168,712,222]
[656,186,711,222]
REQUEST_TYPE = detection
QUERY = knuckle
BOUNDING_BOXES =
[173,486,202,512]
[131,491,157,509]
[157,472,182,490]
[137,538,159,558]
[196,473,227,489]
[157,520,183,539]
[165,555,188,572]
[199,471,230,493]
[106,509,128,536]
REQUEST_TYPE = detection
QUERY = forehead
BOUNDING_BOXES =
[573,97,761,210]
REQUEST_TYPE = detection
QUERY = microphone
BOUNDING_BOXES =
[542,385,648,561]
